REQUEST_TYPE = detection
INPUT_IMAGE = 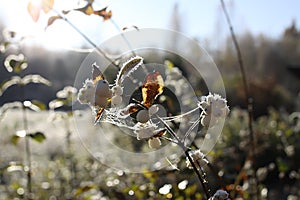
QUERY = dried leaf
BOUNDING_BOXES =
[94,107,105,123]
[93,7,112,20]
[121,103,142,116]
[152,128,166,138]
[142,71,164,108]
[47,15,62,28]
[116,56,143,85]
[92,63,105,84]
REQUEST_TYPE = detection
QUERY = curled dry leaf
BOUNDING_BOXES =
[47,15,62,28]
[116,56,143,85]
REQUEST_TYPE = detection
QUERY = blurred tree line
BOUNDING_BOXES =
[1,21,300,116]
[213,21,300,117]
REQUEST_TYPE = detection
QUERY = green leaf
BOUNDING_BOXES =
[28,132,46,143]
[11,135,21,145]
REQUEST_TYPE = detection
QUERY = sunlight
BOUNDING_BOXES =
[1,0,112,50]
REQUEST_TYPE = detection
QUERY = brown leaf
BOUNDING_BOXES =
[94,107,105,123]
[75,3,94,15]
[92,63,105,84]
[116,56,143,85]
[47,15,62,28]
[27,1,41,22]
[152,128,166,138]
[142,72,164,108]
[93,7,112,20]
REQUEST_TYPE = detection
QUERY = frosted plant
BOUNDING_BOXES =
[77,55,230,199]
[208,190,230,200]
[186,149,209,170]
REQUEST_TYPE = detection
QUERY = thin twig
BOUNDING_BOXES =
[156,115,211,199]
[43,2,119,68]
[220,0,259,198]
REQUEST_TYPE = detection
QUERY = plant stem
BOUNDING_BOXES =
[220,0,259,198]
[156,115,211,199]
[44,2,119,68]
[21,88,32,198]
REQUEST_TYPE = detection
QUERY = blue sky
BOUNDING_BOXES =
[0,0,299,49]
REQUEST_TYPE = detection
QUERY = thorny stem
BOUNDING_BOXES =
[220,0,259,198]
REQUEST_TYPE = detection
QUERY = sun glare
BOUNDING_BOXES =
[2,0,99,50]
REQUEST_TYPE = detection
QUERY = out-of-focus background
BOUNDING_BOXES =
[0,0,299,199]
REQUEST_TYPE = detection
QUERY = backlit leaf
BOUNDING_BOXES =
[92,63,105,84]
[116,56,143,85]
[93,7,112,20]
[47,15,62,28]
[27,0,54,22]
[142,71,164,108]
[42,0,54,13]
[152,128,166,138]
[94,107,105,124]
[28,132,46,143]
[27,1,41,22]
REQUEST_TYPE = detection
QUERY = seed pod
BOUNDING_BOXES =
[111,95,122,106]
[149,104,159,115]
[148,137,161,149]
[136,109,150,123]
[112,85,123,96]
[95,80,110,97]
[94,95,108,107]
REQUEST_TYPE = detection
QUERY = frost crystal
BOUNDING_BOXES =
[186,149,208,169]
[198,93,229,127]
[209,190,230,200]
